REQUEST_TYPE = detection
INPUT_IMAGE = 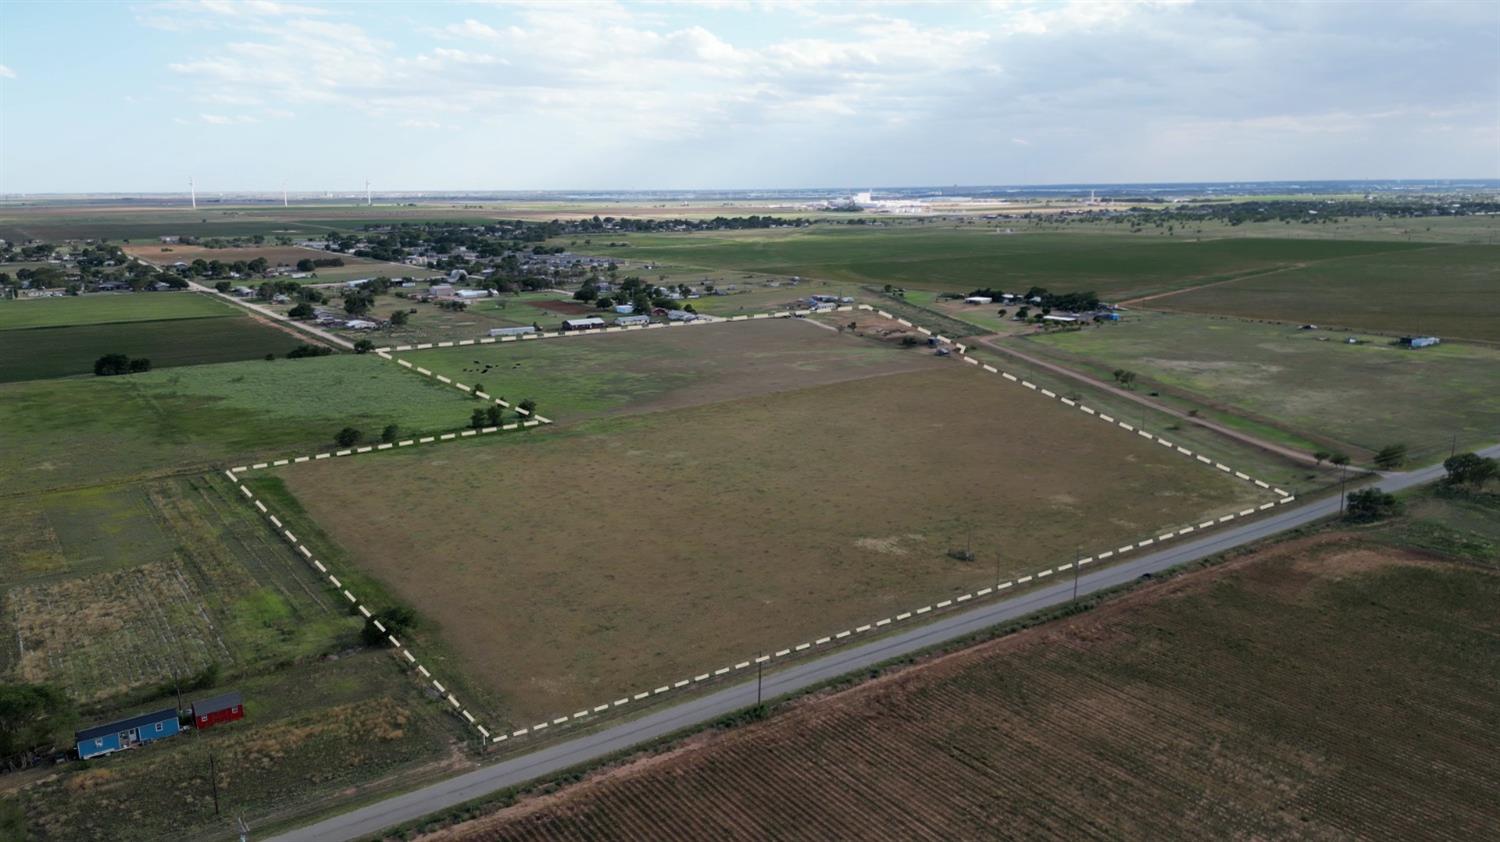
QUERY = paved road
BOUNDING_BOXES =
[270,444,1498,842]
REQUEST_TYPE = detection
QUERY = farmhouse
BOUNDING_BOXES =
[190,691,244,730]
[561,317,607,332]
[615,314,650,327]
[75,708,180,759]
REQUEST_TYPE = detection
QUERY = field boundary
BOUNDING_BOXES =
[218,469,497,743]
[222,300,1296,748]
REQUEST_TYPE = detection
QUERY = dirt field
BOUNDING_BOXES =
[419,534,1500,841]
[268,365,1266,725]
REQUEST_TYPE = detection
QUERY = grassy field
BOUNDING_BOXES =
[1021,311,1500,463]
[263,365,1267,725]
[406,318,943,420]
[574,227,1428,299]
[0,474,358,705]
[0,354,479,496]
[1147,243,1500,342]
[0,316,296,382]
[0,292,238,330]
[424,496,1500,841]
[10,651,465,842]
[122,243,442,282]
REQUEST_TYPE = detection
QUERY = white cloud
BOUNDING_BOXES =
[0,65,16,79]
[198,113,258,124]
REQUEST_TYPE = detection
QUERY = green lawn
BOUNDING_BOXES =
[0,292,238,330]
[0,354,479,495]
[1023,311,1500,463]
[1150,243,1500,342]
[575,227,1428,299]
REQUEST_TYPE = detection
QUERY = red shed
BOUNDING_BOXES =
[190,690,245,730]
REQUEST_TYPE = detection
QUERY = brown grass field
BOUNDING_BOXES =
[418,533,1500,841]
[268,365,1266,725]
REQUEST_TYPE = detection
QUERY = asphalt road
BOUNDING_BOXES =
[270,443,1498,842]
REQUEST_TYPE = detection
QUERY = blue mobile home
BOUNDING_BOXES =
[75,708,180,759]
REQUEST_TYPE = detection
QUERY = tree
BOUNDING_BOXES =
[471,408,488,429]
[485,405,503,426]
[1330,453,1351,467]
[518,398,538,417]
[381,424,400,444]
[573,283,598,302]
[287,344,333,358]
[335,427,363,447]
[1112,369,1138,389]
[0,683,75,763]
[1345,488,1400,523]
[1442,452,1498,490]
[1313,450,1331,466]
[94,353,131,376]
[1373,443,1408,470]
[288,302,314,319]
[128,357,151,374]
[296,258,316,272]
[390,309,409,326]
[214,280,232,293]
[361,606,417,647]
[353,339,375,354]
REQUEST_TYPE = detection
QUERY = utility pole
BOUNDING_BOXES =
[209,751,220,817]
[1450,431,1457,459]
[756,660,763,706]
[1072,546,1081,602]
[1338,463,1349,515]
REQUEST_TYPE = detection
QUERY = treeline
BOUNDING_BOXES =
[967,286,1102,312]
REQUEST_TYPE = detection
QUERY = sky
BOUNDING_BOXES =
[0,0,1497,193]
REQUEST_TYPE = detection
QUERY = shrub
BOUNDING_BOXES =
[287,344,333,359]
[335,427,363,447]
[1346,488,1400,523]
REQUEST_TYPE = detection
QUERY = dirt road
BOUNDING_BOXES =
[974,335,1326,467]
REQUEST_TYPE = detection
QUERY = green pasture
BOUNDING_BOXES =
[1022,311,1500,463]
[0,292,236,330]
[0,354,477,495]
[575,227,1428,299]
[1149,243,1500,342]
[407,317,935,421]
[0,316,293,382]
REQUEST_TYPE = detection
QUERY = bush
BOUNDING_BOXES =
[362,606,417,647]
[1373,443,1408,470]
[335,427,363,447]
[1346,488,1400,523]
[286,344,333,359]
[1442,452,1498,490]
[288,302,314,319]
[353,339,375,354]
[93,353,131,376]
[381,424,400,444]
[128,357,151,373]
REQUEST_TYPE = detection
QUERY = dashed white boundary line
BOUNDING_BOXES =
[238,302,1294,747]
[221,469,494,742]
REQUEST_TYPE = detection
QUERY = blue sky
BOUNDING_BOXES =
[1,0,1496,193]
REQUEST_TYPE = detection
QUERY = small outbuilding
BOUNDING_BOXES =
[561,317,607,332]
[615,314,650,327]
[963,296,993,305]
[190,691,245,730]
[75,708,181,760]
[489,326,537,338]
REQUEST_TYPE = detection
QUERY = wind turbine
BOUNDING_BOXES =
[282,181,288,208]
[365,178,371,207]
[189,176,197,210]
